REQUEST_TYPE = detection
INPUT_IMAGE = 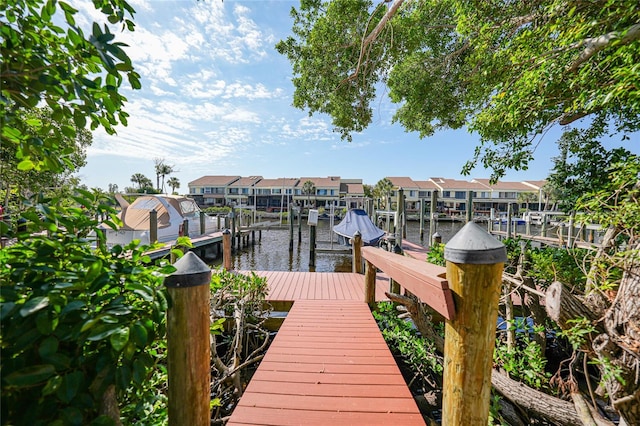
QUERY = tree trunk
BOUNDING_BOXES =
[491,370,583,426]
[546,239,640,426]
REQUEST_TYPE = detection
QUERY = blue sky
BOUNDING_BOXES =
[76,0,638,192]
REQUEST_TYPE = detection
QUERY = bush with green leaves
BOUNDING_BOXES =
[373,302,443,390]
[0,191,172,425]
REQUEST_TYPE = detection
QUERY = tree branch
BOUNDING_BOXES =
[568,22,640,72]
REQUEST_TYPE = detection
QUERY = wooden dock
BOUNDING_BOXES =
[227,300,424,425]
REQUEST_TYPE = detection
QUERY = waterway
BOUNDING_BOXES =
[209,219,467,272]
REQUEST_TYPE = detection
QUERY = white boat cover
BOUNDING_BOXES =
[333,209,385,245]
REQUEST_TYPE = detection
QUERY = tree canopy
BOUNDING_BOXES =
[276,0,640,180]
[1,0,140,175]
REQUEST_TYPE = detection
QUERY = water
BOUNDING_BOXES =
[210,219,466,272]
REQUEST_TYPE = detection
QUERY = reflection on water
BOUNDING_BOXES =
[210,219,467,272]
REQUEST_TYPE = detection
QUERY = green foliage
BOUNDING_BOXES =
[494,331,551,391]
[426,242,445,266]
[277,0,640,180]
[373,302,443,387]
[558,317,597,350]
[546,131,633,212]
[2,0,140,174]
[203,206,232,215]
[0,192,172,425]
[527,245,590,290]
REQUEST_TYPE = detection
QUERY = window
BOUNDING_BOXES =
[272,188,281,194]
[317,189,327,196]
[455,191,466,199]
[409,190,416,197]
[442,191,451,198]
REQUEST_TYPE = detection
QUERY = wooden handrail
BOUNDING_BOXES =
[361,246,456,320]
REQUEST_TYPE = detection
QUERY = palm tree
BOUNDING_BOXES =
[154,158,175,193]
[167,177,180,194]
[302,180,316,212]
[375,178,393,210]
[130,173,148,191]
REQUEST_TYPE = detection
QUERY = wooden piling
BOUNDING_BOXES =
[443,222,506,425]
[199,211,206,235]
[222,229,232,271]
[419,199,425,240]
[309,225,316,267]
[429,190,438,246]
[182,219,189,238]
[149,209,158,244]
[231,209,236,249]
[364,259,376,309]
[289,205,294,252]
[352,231,363,274]
[396,188,404,249]
[506,203,513,239]
[164,252,212,426]
[466,190,473,223]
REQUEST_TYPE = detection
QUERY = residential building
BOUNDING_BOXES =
[188,175,240,207]
[472,179,542,213]
[340,179,366,209]
[226,176,262,208]
[429,178,487,216]
[254,178,300,212]
[295,177,341,210]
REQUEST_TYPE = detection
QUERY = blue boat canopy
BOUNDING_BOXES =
[333,209,385,246]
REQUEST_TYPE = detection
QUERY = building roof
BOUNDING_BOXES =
[472,179,536,191]
[341,182,365,195]
[229,176,263,187]
[255,178,300,188]
[414,180,439,190]
[522,180,548,190]
[430,178,486,190]
[188,175,240,186]
[386,177,418,189]
[298,177,341,188]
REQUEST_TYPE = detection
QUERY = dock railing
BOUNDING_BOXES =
[361,222,507,426]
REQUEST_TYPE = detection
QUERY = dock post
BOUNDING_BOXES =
[466,190,473,223]
[396,188,404,250]
[222,229,232,271]
[443,222,506,425]
[364,259,376,309]
[289,205,294,252]
[164,252,212,426]
[309,225,316,267]
[352,231,363,274]
[231,209,236,250]
[541,213,547,238]
[525,215,531,236]
[199,211,206,235]
[217,215,221,230]
[182,219,189,238]
[488,208,494,233]
[419,199,425,240]
[298,207,302,244]
[149,209,158,243]
[429,190,438,246]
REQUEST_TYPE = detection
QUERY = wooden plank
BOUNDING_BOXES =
[227,300,424,425]
[227,406,425,426]
[362,246,456,320]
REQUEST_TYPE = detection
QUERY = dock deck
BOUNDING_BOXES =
[227,300,424,425]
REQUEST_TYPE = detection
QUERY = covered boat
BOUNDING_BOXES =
[333,209,385,246]
[100,194,205,246]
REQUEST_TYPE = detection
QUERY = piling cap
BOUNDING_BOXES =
[164,251,212,288]
[444,222,507,264]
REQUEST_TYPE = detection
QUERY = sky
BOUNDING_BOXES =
[74,0,638,192]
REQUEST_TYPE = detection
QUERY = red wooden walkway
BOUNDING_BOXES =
[227,300,424,425]
[242,270,391,303]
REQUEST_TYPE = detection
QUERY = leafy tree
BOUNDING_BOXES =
[276,0,640,181]
[301,180,316,211]
[167,177,180,194]
[1,108,92,213]
[2,0,141,175]
[108,183,119,194]
[546,129,633,211]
